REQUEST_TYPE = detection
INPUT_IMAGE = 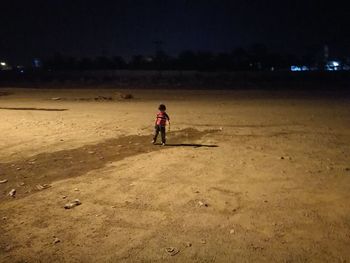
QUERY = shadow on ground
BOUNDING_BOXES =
[157,143,218,148]
[0,128,218,201]
[0,107,68,111]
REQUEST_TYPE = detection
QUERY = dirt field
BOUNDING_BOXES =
[0,87,349,262]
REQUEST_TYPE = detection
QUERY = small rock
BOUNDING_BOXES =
[120,93,133,100]
[200,239,206,244]
[16,167,22,171]
[51,97,61,101]
[8,189,16,197]
[165,247,179,256]
[2,217,7,220]
[64,199,81,209]
[53,237,60,244]
[4,245,12,252]
[184,242,192,247]
[0,179,8,184]
[19,182,25,186]
[280,156,285,160]
[230,229,235,234]
[36,184,51,190]
[198,201,208,207]
[62,195,67,199]
[74,188,79,191]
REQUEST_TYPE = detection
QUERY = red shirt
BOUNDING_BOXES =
[156,111,170,126]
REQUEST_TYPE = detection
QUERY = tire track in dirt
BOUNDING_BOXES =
[0,128,218,201]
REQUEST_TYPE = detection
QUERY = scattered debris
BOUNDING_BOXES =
[0,179,8,184]
[36,184,51,190]
[94,96,113,101]
[165,247,179,256]
[64,199,81,209]
[9,189,16,197]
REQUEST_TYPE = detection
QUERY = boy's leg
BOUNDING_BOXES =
[160,126,166,144]
[152,125,160,143]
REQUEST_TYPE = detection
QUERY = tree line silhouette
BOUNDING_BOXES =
[43,44,323,71]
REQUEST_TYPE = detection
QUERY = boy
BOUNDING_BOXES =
[152,104,170,146]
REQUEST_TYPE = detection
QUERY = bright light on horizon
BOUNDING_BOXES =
[0,62,6,66]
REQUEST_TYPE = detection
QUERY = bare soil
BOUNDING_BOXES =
[0,88,349,262]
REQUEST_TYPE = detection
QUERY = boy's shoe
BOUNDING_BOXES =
[162,142,166,146]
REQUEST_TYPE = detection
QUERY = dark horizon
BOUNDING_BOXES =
[1,1,350,65]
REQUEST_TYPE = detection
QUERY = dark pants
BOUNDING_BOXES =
[153,125,166,143]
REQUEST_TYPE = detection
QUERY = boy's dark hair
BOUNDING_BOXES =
[158,104,166,111]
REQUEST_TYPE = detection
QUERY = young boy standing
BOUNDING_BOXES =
[152,104,170,146]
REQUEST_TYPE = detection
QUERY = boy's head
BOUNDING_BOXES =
[158,104,166,111]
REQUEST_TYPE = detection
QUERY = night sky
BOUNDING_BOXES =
[1,0,349,64]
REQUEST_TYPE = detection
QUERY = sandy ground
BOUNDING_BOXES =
[0,87,349,262]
